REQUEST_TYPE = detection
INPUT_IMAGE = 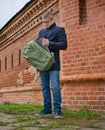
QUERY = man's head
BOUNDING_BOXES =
[43,11,54,28]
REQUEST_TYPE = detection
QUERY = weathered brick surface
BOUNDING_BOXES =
[62,81,105,111]
[60,0,105,77]
[0,0,105,111]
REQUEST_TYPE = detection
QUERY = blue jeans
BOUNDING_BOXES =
[40,71,62,114]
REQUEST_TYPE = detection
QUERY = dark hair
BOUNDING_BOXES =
[43,11,53,19]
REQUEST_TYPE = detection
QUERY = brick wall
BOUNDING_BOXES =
[60,0,105,111]
[0,0,105,111]
[60,0,105,77]
[62,81,105,111]
[0,0,60,105]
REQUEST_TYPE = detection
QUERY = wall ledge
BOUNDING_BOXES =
[0,86,41,94]
[61,73,105,84]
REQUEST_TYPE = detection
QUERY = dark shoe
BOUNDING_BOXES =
[54,112,63,119]
[35,109,52,116]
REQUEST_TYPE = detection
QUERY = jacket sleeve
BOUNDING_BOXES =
[48,27,67,50]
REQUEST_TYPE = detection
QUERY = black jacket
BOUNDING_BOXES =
[37,22,67,71]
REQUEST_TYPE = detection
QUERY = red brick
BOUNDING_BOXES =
[0,0,105,112]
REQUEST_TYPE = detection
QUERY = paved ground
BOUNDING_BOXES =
[0,112,105,130]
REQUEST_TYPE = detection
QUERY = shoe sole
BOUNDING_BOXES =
[54,116,63,119]
[35,113,52,117]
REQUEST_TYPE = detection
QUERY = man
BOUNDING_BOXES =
[36,11,67,118]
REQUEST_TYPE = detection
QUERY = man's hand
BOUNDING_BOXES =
[42,38,49,46]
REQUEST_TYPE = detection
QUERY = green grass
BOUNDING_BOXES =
[0,103,43,114]
[0,103,104,130]
[14,126,26,130]
[39,120,72,130]
[0,103,99,119]
[0,121,9,126]
[62,128,75,130]
[63,106,100,119]
[86,123,102,129]
[74,106,100,119]
[24,120,41,127]
[15,115,35,122]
